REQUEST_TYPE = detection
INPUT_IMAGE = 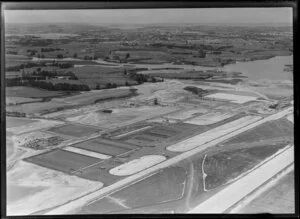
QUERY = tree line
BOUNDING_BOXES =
[6,78,90,91]
[6,62,74,72]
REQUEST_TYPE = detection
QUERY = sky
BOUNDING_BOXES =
[4,8,293,25]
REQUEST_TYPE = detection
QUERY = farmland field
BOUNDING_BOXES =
[47,123,99,137]
[24,149,101,174]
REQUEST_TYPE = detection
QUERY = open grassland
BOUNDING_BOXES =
[224,117,294,145]
[79,166,187,214]
[204,144,287,191]
[167,115,261,152]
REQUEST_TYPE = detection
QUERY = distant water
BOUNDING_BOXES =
[223,55,293,81]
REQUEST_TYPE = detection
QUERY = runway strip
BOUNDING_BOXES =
[188,145,294,213]
[45,107,293,215]
[63,147,112,160]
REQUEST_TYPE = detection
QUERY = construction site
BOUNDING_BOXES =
[6,77,294,215]
[5,7,294,215]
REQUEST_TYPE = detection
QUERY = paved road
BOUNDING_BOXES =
[45,107,293,215]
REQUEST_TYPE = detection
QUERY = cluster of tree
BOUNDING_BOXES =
[51,62,74,69]
[104,82,118,89]
[6,51,18,55]
[56,54,64,59]
[18,38,53,47]
[31,70,78,80]
[216,45,233,51]
[198,44,214,51]
[6,112,26,117]
[183,86,209,97]
[194,50,206,58]
[129,72,149,84]
[6,62,45,72]
[6,78,90,91]
[211,51,222,55]
[6,61,74,72]
[83,55,98,60]
[41,48,63,52]
[127,69,162,84]
[27,49,38,56]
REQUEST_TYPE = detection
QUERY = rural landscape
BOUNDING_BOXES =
[5,8,294,215]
